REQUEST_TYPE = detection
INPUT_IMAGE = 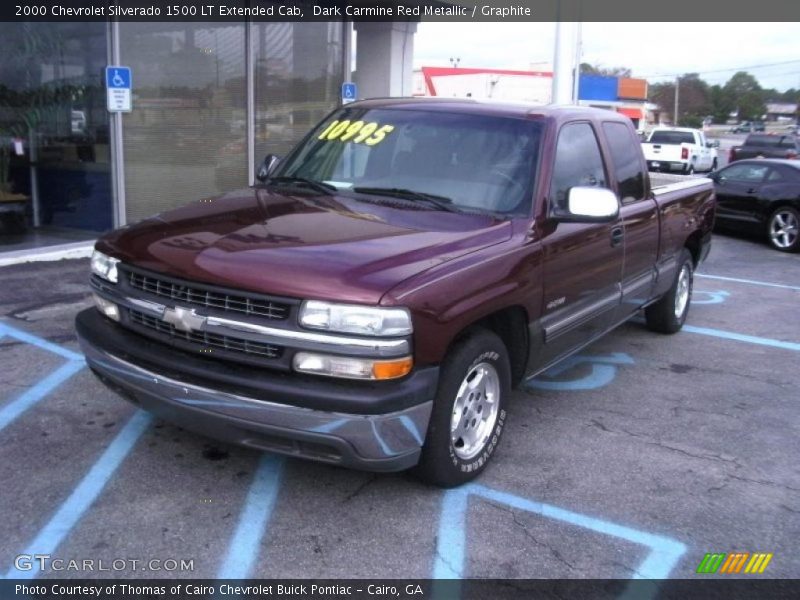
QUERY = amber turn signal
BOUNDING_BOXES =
[372,357,413,380]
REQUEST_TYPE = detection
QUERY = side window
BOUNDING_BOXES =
[767,169,783,182]
[721,163,769,182]
[550,122,608,213]
[602,122,645,204]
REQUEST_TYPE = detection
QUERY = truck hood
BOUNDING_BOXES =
[99,187,512,304]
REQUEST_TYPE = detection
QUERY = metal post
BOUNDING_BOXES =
[674,77,679,126]
[29,128,40,227]
[109,18,126,227]
[246,20,255,186]
[552,21,578,105]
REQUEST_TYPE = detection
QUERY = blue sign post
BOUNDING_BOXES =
[106,66,132,112]
[341,82,357,104]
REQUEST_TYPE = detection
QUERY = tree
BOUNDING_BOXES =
[579,63,632,78]
[709,84,734,124]
[648,74,710,125]
[723,71,765,121]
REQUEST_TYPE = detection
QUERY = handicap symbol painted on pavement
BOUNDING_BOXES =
[691,290,730,305]
[525,352,635,391]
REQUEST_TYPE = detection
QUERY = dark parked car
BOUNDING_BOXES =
[711,159,800,252]
[730,121,765,134]
[729,134,800,163]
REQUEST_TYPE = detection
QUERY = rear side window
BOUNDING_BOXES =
[648,131,695,145]
[550,122,608,213]
[603,122,645,204]
[744,134,796,148]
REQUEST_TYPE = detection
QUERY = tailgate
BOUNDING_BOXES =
[642,143,684,162]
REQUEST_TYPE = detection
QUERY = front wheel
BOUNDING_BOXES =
[414,329,510,487]
[645,248,694,334]
[767,207,800,252]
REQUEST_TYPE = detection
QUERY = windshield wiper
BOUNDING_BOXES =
[353,187,460,213]
[266,176,337,195]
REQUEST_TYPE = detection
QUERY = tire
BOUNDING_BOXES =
[685,164,694,175]
[767,206,800,252]
[414,329,511,487]
[645,248,694,334]
[711,158,718,171]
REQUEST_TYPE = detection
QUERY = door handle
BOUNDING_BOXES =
[610,226,624,247]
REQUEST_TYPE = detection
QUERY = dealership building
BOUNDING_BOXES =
[0,20,417,258]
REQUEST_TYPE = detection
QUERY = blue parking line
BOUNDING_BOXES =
[696,273,800,292]
[5,410,152,579]
[0,360,85,433]
[683,325,800,352]
[217,454,285,579]
[434,483,686,583]
[0,322,86,432]
[0,322,84,361]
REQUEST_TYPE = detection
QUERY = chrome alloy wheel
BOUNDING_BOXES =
[769,210,799,249]
[674,264,691,319]
[450,362,501,460]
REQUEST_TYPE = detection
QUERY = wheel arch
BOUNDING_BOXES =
[449,305,530,388]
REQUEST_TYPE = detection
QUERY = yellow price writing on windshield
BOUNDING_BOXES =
[318,120,395,146]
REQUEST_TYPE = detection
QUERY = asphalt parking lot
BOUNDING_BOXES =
[0,229,798,586]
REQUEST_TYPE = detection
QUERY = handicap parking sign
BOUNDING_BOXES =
[341,82,357,104]
[106,66,132,112]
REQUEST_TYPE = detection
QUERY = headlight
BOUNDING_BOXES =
[90,250,120,284]
[293,352,413,380]
[299,300,412,336]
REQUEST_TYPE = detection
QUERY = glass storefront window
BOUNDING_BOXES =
[253,23,344,166]
[0,23,111,251]
[120,22,248,223]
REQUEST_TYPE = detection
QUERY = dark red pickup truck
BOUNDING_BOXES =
[76,99,715,486]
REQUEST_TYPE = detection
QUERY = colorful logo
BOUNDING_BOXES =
[696,552,773,574]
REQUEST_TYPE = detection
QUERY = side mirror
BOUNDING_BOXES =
[256,154,281,182]
[561,187,619,222]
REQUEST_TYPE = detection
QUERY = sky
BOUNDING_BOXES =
[413,22,800,91]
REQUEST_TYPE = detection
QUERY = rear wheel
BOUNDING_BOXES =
[685,164,694,175]
[645,248,694,334]
[767,207,800,252]
[414,329,510,487]
[711,158,718,171]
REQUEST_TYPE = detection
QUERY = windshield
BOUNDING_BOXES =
[273,107,543,216]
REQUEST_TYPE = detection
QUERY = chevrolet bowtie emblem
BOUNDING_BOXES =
[162,306,206,332]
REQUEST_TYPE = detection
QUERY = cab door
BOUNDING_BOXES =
[534,122,625,371]
[715,162,770,224]
[601,121,659,315]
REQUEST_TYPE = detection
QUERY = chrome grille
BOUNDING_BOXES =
[128,309,282,360]
[127,271,289,320]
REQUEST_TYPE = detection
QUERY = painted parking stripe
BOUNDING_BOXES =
[683,325,800,352]
[217,455,285,579]
[0,321,83,361]
[0,360,85,433]
[0,322,86,433]
[696,274,800,292]
[5,410,152,579]
[434,483,686,585]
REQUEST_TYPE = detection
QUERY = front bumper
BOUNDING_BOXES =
[76,309,437,472]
